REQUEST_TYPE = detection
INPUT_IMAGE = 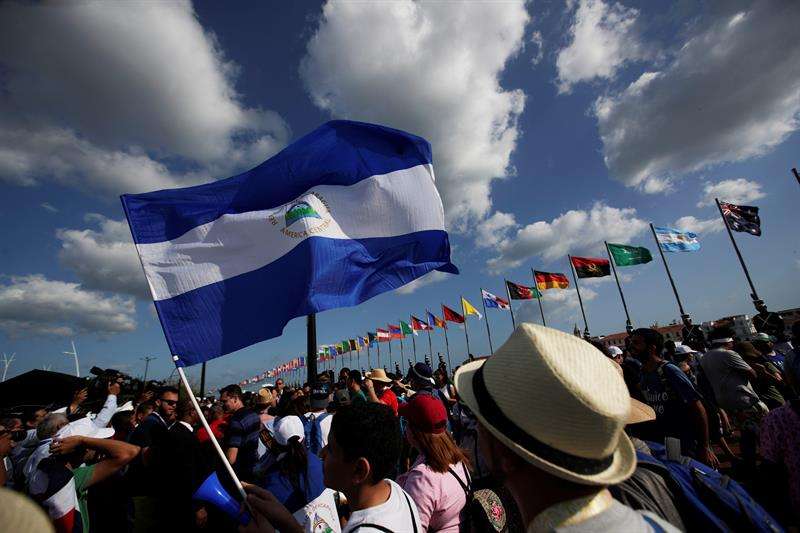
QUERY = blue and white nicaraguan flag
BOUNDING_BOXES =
[653,226,701,252]
[121,121,458,366]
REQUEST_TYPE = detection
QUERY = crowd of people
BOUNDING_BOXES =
[1,318,799,532]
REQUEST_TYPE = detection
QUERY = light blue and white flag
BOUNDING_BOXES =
[653,226,701,252]
[122,121,457,366]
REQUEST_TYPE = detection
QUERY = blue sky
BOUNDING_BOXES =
[0,0,798,388]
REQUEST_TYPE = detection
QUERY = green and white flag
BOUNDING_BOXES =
[607,243,652,266]
[400,320,416,336]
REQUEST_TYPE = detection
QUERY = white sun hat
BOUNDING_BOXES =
[608,346,624,356]
[454,323,636,486]
[272,415,305,446]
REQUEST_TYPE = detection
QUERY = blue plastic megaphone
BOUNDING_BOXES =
[192,472,251,525]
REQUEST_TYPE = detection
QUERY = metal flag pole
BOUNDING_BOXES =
[504,279,517,329]
[366,339,371,370]
[410,317,418,363]
[715,198,761,309]
[441,306,452,372]
[460,296,472,357]
[398,331,405,372]
[376,339,381,369]
[793,168,800,187]
[480,289,494,355]
[174,357,254,517]
[387,337,392,370]
[426,323,433,362]
[567,255,590,338]
[649,223,687,317]
[605,241,634,333]
[531,270,547,327]
[357,343,361,373]
[307,314,317,387]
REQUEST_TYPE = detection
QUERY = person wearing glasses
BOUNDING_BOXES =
[127,386,179,532]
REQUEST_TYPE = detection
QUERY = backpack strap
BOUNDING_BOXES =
[448,466,470,497]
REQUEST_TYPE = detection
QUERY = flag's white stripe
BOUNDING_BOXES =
[656,232,698,244]
[137,164,443,301]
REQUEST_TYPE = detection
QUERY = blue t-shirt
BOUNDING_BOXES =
[262,452,325,513]
[224,408,261,482]
[640,362,701,449]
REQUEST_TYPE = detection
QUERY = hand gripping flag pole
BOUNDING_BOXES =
[173,357,254,517]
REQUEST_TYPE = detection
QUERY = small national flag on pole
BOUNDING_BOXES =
[461,297,482,319]
[349,339,357,351]
[368,332,378,345]
[442,305,465,324]
[427,310,447,329]
[388,324,404,339]
[653,227,700,252]
[376,328,390,342]
[481,289,510,310]
[400,320,415,336]
[720,202,761,236]
[606,243,653,266]
[505,280,540,300]
[534,271,569,290]
[411,315,432,331]
[570,256,611,278]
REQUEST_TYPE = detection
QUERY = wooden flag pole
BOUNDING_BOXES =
[307,313,317,387]
[175,359,254,517]
[504,279,517,329]
[460,296,472,357]
[605,242,634,333]
[480,289,494,355]
[649,223,688,318]
[715,198,761,308]
[530,269,547,327]
[568,255,590,338]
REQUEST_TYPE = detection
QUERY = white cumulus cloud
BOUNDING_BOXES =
[57,215,149,300]
[697,178,766,207]
[0,1,288,195]
[487,203,648,271]
[0,275,136,337]
[672,216,723,235]
[555,0,645,93]
[301,0,529,224]
[595,3,800,191]
[396,271,452,295]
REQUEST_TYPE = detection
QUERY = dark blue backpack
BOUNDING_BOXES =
[640,442,783,532]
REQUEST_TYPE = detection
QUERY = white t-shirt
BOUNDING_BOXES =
[343,479,421,533]
[318,413,333,450]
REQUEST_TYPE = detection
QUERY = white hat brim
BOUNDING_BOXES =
[454,359,636,486]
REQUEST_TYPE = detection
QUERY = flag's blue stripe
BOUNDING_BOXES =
[155,230,456,366]
[122,121,433,244]
[659,242,701,252]
[484,298,500,309]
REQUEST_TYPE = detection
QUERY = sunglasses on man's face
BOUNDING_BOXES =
[159,399,178,406]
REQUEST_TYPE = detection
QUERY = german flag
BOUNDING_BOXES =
[534,271,569,290]
[570,256,610,278]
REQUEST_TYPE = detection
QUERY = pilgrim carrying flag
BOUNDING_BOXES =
[121,120,457,366]
[720,202,762,236]
[442,305,465,324]
[534,271,569,290]
[654,227,700,252]
[570,256,611,278]
[481,290,510,310]
[505,280,540,300]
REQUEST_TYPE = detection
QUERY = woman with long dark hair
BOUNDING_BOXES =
[260,415,325,513]
[398,394,471,532]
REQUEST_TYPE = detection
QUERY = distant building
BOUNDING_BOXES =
[701,315,755,340]
[597,323,682,349]
[777,307,800,337]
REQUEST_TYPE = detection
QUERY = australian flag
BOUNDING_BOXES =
[721,202,761,236]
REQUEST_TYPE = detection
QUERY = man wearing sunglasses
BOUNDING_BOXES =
[127,386,179,532]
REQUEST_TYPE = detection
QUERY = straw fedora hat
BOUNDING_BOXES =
[366,368,392,384]
[454,323,636,486]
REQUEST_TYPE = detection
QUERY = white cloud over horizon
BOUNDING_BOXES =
[486,203,649,271]
[0,1,289,196]
[595,3,800,192]
[0,275,136,337]
[698,178,766,207]
[301,0,529,225]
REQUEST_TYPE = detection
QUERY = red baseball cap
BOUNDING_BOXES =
[399,393,447,434]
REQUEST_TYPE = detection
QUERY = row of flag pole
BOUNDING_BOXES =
[232,197,768,387]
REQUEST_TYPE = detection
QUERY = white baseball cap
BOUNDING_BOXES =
[674,344,697,355]
[272,416,304,446]
[608,346,623,356]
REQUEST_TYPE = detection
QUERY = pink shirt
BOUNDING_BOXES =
[397,456,468,532]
